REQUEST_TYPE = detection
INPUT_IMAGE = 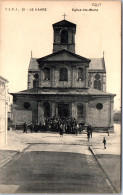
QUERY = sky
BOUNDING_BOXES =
[0,1,121,110]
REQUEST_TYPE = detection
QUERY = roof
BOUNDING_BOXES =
[53,20,76,29]
[88,58,106,72]
[10,87,115,97]
[28,53,106,72]
[37,49,91,63]
[28,54,106,72]
[87,88,115,96]
[0,75,8,82]
[28,58,40,71]
[28,52,106,72]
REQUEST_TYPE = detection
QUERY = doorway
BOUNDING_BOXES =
[58,103,70,117]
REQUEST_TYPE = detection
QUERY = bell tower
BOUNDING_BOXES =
[52,18,76,53]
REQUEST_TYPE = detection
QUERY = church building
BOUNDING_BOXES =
[11,18,115,131]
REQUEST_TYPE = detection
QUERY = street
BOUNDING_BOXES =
[0,143,114,193]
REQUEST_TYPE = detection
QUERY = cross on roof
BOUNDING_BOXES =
[62,13,67,20]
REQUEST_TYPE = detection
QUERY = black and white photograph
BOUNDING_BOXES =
[0,0,121,193]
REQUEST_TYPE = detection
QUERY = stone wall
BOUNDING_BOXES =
[87,97,113,130]
[13,95,37,125]
[12,94,114,131]
[14,110,32,124]
[39,65,87,88]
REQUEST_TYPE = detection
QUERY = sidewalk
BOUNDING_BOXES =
[89,123,121,193]
[0,124,121,192]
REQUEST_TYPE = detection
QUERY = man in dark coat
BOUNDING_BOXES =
[87,130,90,141]
[89,125,93,138]
[103,137,106,149]
[30,123,34,133]
[59,124,63,137]
[23,122,27,133]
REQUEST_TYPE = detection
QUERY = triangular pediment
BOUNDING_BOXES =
[37,50,90,63]
[53,20,76,29]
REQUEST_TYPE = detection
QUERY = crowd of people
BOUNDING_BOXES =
[23,118,108,149]
[23,116,85,134]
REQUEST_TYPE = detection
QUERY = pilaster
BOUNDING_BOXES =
[85,102,88,125]
[71,66,75,87]
[85,67,88,87]
[55,103,58,117]
[110,98,114,126]
[40,69,43,87]
[108,97,114,132]
[51,102,56,117]
[51,66,56,87]
[103,74,106,92]
[38,102,44,123]
[72,102,77,118]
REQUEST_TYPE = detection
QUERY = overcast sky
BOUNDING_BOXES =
[0,1,121,110]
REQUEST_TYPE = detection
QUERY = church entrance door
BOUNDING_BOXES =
[58,103,69,117]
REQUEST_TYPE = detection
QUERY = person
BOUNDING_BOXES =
[90,126,93,138]
[75,124,79,135]
[103,137,106,149]
[79,124,82,134]
[87,130,90,141]
[23,122,27,133]
[30,123,34,133]
[62,123,66,134]
[59,124,63,137]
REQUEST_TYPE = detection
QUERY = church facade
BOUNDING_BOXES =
[11,19,115,131]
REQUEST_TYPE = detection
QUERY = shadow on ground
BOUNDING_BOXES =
[0,151,114,193]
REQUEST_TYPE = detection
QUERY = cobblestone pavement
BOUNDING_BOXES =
[0,124,121,192]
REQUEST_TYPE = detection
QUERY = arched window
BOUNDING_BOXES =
[33,79,36,88]
[33,73,39,88]
[43,68,50,80]
[61,30,68,44]
[77,104,84,118]
[78,68,84,81]
[43,102,50,117]
[94,80,101,90]
[60,67,68,81]
[33,79,39,88]
[34,73,39,80]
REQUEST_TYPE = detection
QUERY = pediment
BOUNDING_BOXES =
[37,50,90,63]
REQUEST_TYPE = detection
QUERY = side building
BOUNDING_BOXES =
[0,76,8,146]
[11,19,115,131]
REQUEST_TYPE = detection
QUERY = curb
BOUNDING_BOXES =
[0,144,30,168]
[89,146,118,193]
